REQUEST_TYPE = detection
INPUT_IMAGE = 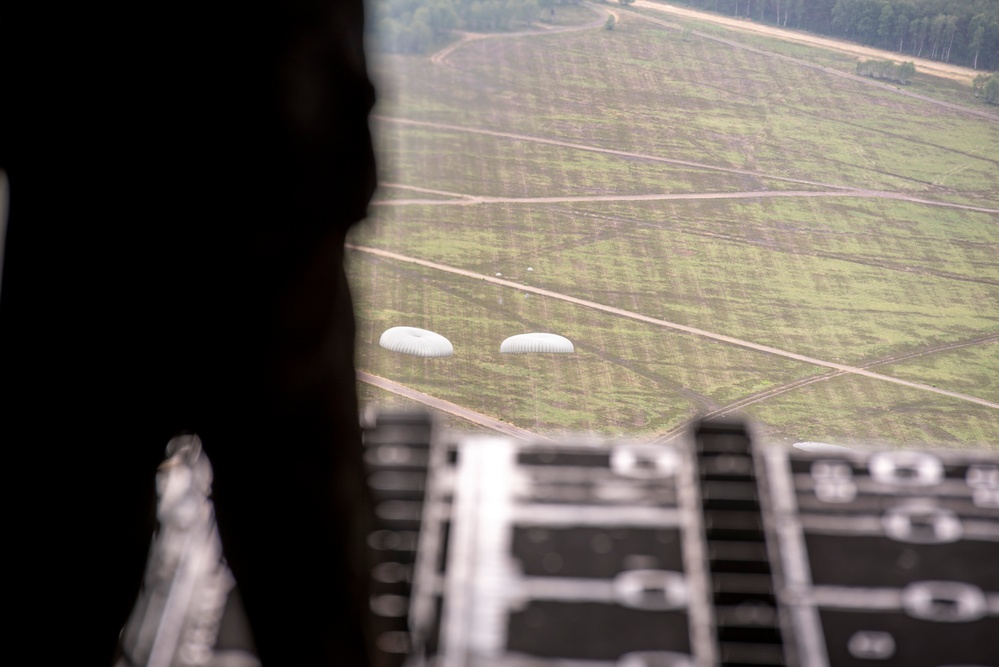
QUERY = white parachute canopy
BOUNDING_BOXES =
[793,441,856,453]
[379,327,454,358]
[500,333,574,354]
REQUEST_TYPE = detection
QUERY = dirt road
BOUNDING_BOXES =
[375,187,999,215]
[632,1,982,85]
[366,6,999,437]
[348,244,999,412]
[429,4,614,66]
[374,116,999,215]
[654,332,999,444]
[358,370,553,439]
[375,114,853,191]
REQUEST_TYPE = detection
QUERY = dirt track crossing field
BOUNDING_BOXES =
[626,2,999,123]
[359,370,552,439]
[350,244,999,412]
[632,1,983,86]
[374,116,999,213]
[652,332,999,444]
[355,2,999,447]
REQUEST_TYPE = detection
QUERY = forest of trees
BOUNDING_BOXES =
[680,0,999,71]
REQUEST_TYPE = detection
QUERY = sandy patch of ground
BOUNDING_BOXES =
[632,1,982,85]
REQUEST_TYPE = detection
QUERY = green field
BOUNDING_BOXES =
[349,3,999,449]
[626,4,999,117]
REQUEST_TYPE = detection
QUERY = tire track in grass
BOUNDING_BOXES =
[800,112,999,171]
[348,243,999,412]
[358,371,553,440]
[652,332,999,444]
[369,7,999,439]
[357,254,720,421]
[358,258,714,436]
[372,117,999,215]
[365,255,717,412]
[372,187,999,215]
[374,115,860,192]
[427,4,613,67]
[411,9,999,215]
[437,207,621,261]
[560,207,999,288]
[379,182,479,200]
[625,2,999,122]
[430,32,488,67]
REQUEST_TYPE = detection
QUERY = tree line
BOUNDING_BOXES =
[679,0,999,71]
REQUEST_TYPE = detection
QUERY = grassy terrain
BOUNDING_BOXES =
[875,339,999,405]
[626,3,999,115]
[359,200,998,362]
[374,124,821,198]
[352,5,999,449]
[358,383,498,435]
[350,251,821,438]
[746,373,999,449]
[372,18,999,201]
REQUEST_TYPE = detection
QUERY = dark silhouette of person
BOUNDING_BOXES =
[1,1,379,664]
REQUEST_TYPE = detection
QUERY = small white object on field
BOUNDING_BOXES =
[500,333,574,354]
[793,441,856,453]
